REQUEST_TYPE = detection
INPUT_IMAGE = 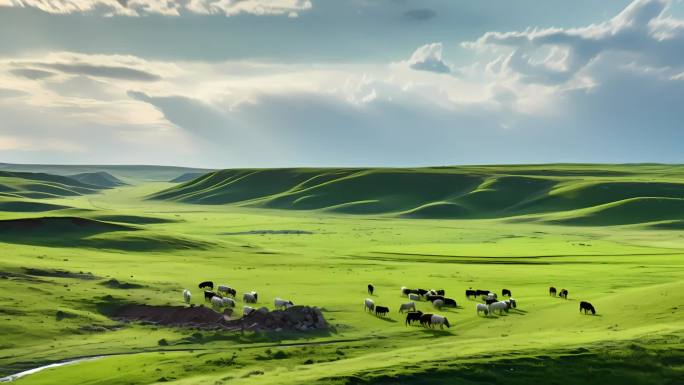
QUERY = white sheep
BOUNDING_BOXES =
[489,301,508,315]
[476,303,489,316]
[222,297,236,308]
[398,301,416,313]
[182,289,191,304]
[430,314,450,329]
[364,298,375,312]
[274,297,294,310]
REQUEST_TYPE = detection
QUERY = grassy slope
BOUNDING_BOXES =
[149,165,684,226]
[67,172,126,188]
[0,166,682,384]
[0,163,214,182]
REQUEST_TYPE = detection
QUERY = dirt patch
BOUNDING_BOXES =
[23,268,98,280]
[100,278,144,289]
[220,230,313,235]
[111,304,329,332]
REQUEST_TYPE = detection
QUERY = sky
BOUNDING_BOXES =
[0,0,683,168]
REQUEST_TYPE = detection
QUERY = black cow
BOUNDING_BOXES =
[475,289,490,297]
[426,295,445,302]
[549,286,557,296]
[225,288,237,298]
[502,288,512,297]
[204,291,220,301]
[559,289,569,299]
[375,306,389,317]
[579,301,596,315]
[368,284,374,295]
[465,289,477,299]
[417,289,429,296]
[419,313,434,327]
[485,298,498,305]
[443,298,457,307]
[199,281,214,290]
[436,289,445,296]
[405,311,423,325]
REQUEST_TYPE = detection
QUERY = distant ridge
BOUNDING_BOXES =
[68,172,126,188]
[149,165,684,226]
[0,163,215,181]
[170,172,207,183]
[0,170,104,199]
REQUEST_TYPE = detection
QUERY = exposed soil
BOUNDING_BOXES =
[220,230,313,235]
[23,268,99,280]
[99,278,144,289]
[111,304,328,332]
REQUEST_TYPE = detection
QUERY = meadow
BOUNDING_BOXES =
[0,164,683,384]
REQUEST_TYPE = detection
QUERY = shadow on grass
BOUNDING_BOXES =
[333,338,684,385]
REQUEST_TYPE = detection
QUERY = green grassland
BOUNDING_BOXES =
[0,164,683,384]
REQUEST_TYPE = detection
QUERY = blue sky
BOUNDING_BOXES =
[0,0,683,167]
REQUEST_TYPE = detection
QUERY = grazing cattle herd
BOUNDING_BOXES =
[182,280,597,332]
[362,284,596,330]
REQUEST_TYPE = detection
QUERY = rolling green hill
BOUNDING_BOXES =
[0,163,214,182]
[67,172,126,188]
[149,165,684,225]
[169,172,207,183]
[0,170,103,199]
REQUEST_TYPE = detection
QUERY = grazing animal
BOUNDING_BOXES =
[559,289,569,299]
[417,289,429,296]
[476,303,489,316]
[475,289,490,297]
[427,290,438,297]
[217,285,229,294]
[405,311,423,325]
[182,289,191,304]
[204,291,220,301]
[401,287,409,296]
[426,295,445,302]
[364,298,375,312]
[198,281,213,290]
[243,306,255,316]
[243,292,257,303]
[465,289,477,299]
[222,297,236,308]
[484,293,498,305]
[489,301,509,315]
[210,296,223,310]
[368,284,374,295]
[580,301,596,315]
[217,285,236,297]
[506,298,517,309]
[432,299,444,309]
[430,314,450,329]
[443,298,457,307]
[419,313,434,327]
[549,286,557,296]
[502,289,512,297]
[408,293,421,301]
[399,301,416,313]
[436,289,445,296]
[274,297,294,310]
[375,306,389,317]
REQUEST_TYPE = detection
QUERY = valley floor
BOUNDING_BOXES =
[1,183,683,384]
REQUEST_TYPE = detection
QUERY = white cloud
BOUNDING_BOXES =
[2,1,684,166]
[464,0,684,86]
[0,0,312,17]
[404,42,451,74]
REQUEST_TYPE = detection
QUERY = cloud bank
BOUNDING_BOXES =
[0,0,313,17]
[1,0,683,166]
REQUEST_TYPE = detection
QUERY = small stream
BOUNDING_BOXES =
[0,356,104,383]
